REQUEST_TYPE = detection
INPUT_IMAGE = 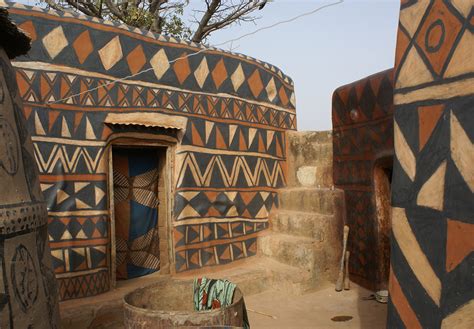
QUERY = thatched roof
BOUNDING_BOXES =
[0,7,30,59]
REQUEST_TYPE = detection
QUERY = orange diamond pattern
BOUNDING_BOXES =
[211,58,228,89]
[18,20,37,41]
[73,31,94,65]
[173,52,191,84]
[248,69,264,98]
[126,45,147,75]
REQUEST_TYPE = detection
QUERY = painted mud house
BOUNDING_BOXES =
[5,2,296,300]
[332,69,394,292]
[334,0,473,326]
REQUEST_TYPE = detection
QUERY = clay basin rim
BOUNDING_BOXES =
[123,278,243,315]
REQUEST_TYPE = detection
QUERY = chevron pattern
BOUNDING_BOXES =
[57,269,109,301]
[388,1,474,328]
[32,141,106,174]
[6,2,296,299]
[332,69,394,289]
[176,153,286,188]
[15,69,296,131]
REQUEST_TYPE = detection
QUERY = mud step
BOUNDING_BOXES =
[270,210,335,240]
[175,255,314,296]
[278,187,344,214]
[257,233,323,270]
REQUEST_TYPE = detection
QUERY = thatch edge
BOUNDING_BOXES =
[0,7,31,58]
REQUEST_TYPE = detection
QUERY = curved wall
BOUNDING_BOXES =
[5,1,296,300]
[332,69,394,290]
[0,9,60,326]
[388,0,473,327]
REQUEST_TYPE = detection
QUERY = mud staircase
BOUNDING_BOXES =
[257,131,344,292]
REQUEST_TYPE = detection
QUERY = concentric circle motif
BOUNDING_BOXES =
[11,244,39,312]
[425,19,445,53]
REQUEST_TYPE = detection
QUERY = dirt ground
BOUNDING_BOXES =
[60,268,387,329]
[245,283,387,328]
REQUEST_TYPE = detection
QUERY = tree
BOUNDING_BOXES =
[42,0,268,43]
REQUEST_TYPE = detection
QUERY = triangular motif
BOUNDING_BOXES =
[75,199,91,209]
[417,161,446,211]
[418,104,444,151]
[56,190,70,204]
[61,117,71,138]
[85,117,97,140]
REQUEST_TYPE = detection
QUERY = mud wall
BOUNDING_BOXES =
[332,69,394,290]
[6,2,296,300]
[285,131,333,188]
[388,0,473,327]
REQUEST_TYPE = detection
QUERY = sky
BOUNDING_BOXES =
[17,0,401,131]
[190,0,401,131]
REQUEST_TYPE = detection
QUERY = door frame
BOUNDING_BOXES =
[107,137,176,287]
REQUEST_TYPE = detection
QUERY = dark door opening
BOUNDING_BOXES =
[374,157,393,290]
[112,146,166,280]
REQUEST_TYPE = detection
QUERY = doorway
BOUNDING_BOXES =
[112,146,167,280]
[373,156,393,290]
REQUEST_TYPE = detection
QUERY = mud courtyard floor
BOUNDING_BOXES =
[60,257,387,328]
[63,282,387,328]
[246,284,387,328]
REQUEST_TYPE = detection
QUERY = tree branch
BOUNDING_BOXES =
[191,0,268,43]
[57,0,97,17]
[191,0,220,43]
[103,0,127,21]
[43,0,67,12]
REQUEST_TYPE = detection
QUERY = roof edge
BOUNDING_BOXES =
[0,7,30,58]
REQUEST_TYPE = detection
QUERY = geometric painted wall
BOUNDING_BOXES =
[332,69,394,290]
[5,1,296,300]
[388,0,473,327]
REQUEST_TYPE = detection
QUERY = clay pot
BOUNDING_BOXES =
[123,280,245,328]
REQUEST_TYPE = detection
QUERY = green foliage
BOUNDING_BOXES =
[158,4,192,40]
[122,7,154,29]
[111,1,191,40]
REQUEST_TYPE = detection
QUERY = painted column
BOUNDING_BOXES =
[0,8,60,328]
[388,0,473,327]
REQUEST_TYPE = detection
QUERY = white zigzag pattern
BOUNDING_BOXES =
[33,143,105,174]
[177,153,285,188]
